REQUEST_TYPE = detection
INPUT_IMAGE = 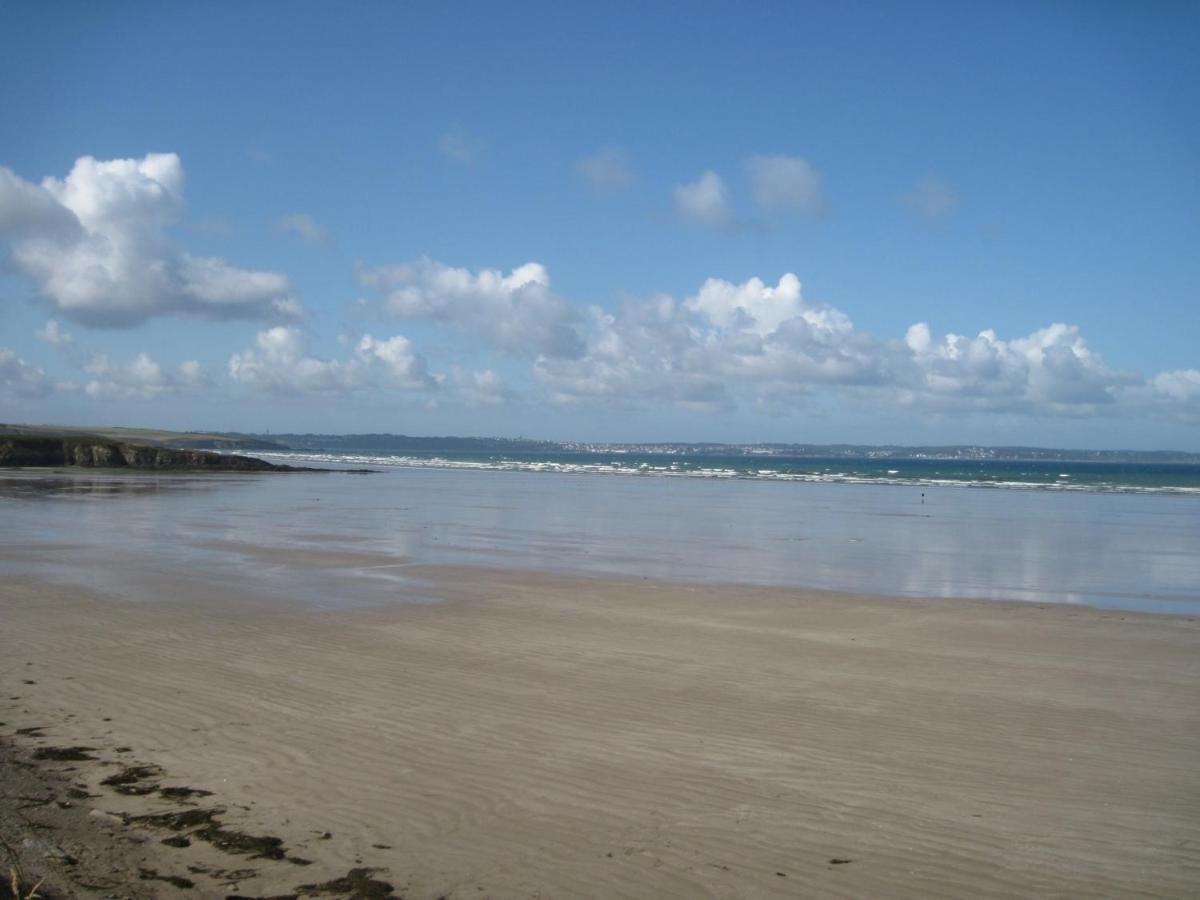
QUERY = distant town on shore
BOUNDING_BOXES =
[3,423,1198,464]
[243,432,1200,464]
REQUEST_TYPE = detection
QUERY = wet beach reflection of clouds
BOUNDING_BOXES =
[1,467,1197,615]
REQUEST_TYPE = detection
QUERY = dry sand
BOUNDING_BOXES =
[2,565,1198,898]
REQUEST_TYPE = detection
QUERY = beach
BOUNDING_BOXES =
[5,2,1198,894]
[2,468,1199,897]
[3,564,1199,898]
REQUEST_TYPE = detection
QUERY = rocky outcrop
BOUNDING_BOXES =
[0,437,300,471]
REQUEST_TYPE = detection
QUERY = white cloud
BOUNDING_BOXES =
[275,212,332,247]
[745,155,827,217]
[356,334,433,389]
[900,176,959,219]
[447,367,511,407]
[0,166,80,238]
[356,257,584,358]
[532,270,1172,421]
[0,153,303,327]
[229,327,357,395]
[536,273,884,412]
[902,322,1133,412]
[1148,369,1200,404]
[437,129,483,165]
[229,326,438,396]
[82,352,205,400]
[1140,369,1200,422]
[673,171,732,229]
[0,348,52,397]
[178,359,208,388]
[35,319,73,346]
[575,148,634,192]
[534,302,735,413]
[686,273,845,337]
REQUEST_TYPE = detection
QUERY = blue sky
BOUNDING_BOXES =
[1,1,1197,447]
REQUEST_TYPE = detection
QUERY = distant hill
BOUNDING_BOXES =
[245,432,561,454]
[242,432,1200,464]
[0,423,287,452]
[4,425,1196,464]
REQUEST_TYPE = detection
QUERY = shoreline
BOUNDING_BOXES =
[3,566,1199,898]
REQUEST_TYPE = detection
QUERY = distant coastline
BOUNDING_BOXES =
[4,422,1199,465]
[252,433,1200,465]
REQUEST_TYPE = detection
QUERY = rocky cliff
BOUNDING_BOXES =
[0,437,299,471]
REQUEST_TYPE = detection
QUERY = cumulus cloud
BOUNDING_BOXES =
[229,327,358,395]
[0,348,52,397]
[534,301,735,413]
[0,166,80,238]
[673,171,732,229]
[349,255,1179,422]
[536,274,884,412]
[178,359,208,388]
[35,319,73,346]
[901,322,1133,412]
[687,273,838,337]
[1148,369,1200,404]
[229,326,440,396]
[575,148,635,192]
[530,269,1174,422]
[356,258,584,358]
[355,333,434,389]
[1140,369,1200,422]
[745,155,827,217]
[275,212,332,246]
[82,352,206,400]
[0,153,303,327]
[900,176,959,219]
[447,367,512,407]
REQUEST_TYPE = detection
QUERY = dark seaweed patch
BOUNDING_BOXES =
[128,807,222,830]
[194,823,287,860]
[160,786,215,800]
[298,868,396,899]
[139,867,195,889]
[33,746,96,761]
[101,764,163,795]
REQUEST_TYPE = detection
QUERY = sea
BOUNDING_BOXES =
[255,449,1200,495]
[2,451,1198,615]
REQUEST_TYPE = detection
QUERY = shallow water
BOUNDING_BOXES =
[256,449,1200,494]
[1,465,1198,614]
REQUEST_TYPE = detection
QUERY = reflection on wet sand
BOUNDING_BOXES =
[1,466,1198,613]
[0,472,215,500]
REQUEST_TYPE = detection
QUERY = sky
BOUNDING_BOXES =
[1,1,1198,448]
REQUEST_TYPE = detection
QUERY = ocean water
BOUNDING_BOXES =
[255,449,1200,495]
[2,462,1197,614]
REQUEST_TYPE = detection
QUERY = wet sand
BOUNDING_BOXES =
[2,564,1198,897]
